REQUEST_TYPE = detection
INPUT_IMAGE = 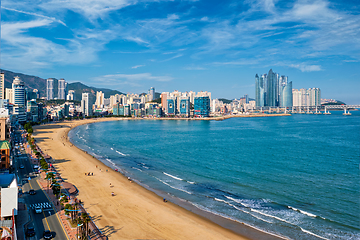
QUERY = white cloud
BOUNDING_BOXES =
[2,6,67,26]
[289,64,322,72]
[132,65,145,69]
[94,73,173,83]
[1,19,120,70]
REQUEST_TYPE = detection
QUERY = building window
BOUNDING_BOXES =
[169,103,173,108]
[1,150,5,154]
[1,157,5,162]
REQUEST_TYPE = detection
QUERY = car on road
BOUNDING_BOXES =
[19,164,24,169]
[43,230,53,239]
[29,189,36,195]
[33,165,39,169]
[35,206,42,213]
[25,227,36,237]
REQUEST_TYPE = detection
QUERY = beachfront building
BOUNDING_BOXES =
[194,96,210,117]
[167,97,177,116]
[81,93,91,116]
[179,97,190,117]
[58,78,67,100]
[47,78,54,100]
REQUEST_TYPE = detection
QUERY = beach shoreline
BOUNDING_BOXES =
[33,118,284,240]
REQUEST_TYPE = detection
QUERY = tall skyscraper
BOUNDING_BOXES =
[293,88,321,107]
[81,92,91,116]
[47,78,54,100]
[255,69,292,108]
[58,78,66,99]
[95,91,104,108]
[148,87,155,101]
[0,73,4,100]
[12,76,26,122]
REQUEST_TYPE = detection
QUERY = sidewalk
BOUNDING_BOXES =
[37,171,78,240]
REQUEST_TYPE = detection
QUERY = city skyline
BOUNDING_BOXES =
[1,0,360,104]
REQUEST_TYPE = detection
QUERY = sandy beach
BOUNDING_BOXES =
[32,118,281,240]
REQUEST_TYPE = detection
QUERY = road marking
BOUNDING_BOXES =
[36,179,70,240]
[43,210,51,231]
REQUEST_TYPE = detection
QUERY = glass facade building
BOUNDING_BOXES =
[179,98,190,117]
[255,69,292,108]
[194,96,210,117]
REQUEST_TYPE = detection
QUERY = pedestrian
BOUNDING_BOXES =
[110,183,111,187]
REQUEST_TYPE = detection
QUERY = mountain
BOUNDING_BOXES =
[1,69,124,101]
[1,69,47,97]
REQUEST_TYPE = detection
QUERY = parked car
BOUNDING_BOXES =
[19,165,24,169]
[29,189,36,195]
[43,230,53,239]
[25,227,35,237]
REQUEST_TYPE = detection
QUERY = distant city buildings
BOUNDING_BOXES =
[255,69,293,107]
[293,88,321,107]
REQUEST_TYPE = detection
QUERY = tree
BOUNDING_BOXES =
[81,212,91,239]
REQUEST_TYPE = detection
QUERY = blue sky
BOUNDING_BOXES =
[1,0,359,103]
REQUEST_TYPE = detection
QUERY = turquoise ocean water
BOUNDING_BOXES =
[69,111,360,239]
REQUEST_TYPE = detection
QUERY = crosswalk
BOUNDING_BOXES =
[30,202,52,210]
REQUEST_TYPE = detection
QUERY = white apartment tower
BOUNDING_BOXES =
[58,78,66,99]
[12,76,26,122]
[81,92,91,116]
[95,91,104,108]
[47,78,54,100]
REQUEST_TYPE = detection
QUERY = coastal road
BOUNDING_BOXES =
[15,132,68,240]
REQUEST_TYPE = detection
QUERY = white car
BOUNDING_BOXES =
[35,206,42,213]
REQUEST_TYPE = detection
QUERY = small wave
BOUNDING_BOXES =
[142,165,149,169]
[155,177,191,195]
[214,198,229,204]
[105,158,116,166]
[132,167,142,172]
[288,206,317,218]
[116,150,127,156]
[110,148,114,150]
[187,181,195,184]
[163,172,183,181]
[251,209,292,224]
[300,228,329,240]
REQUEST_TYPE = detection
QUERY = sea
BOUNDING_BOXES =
[68,111,360,240]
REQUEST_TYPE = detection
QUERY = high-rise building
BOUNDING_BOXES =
[58,78,66,99]
[255,69,292,108]
[148,87,155,101]
[12,76,26,122]
[47,78,54,100]
[194,96,210,117]
[95,91,104,108]
[81,93,91,116]
[66,90,75,100]
[0,73,4,100]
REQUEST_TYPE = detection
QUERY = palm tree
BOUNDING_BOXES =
[81,212,91,239]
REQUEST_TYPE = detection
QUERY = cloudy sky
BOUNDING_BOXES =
[1,0,359,103]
